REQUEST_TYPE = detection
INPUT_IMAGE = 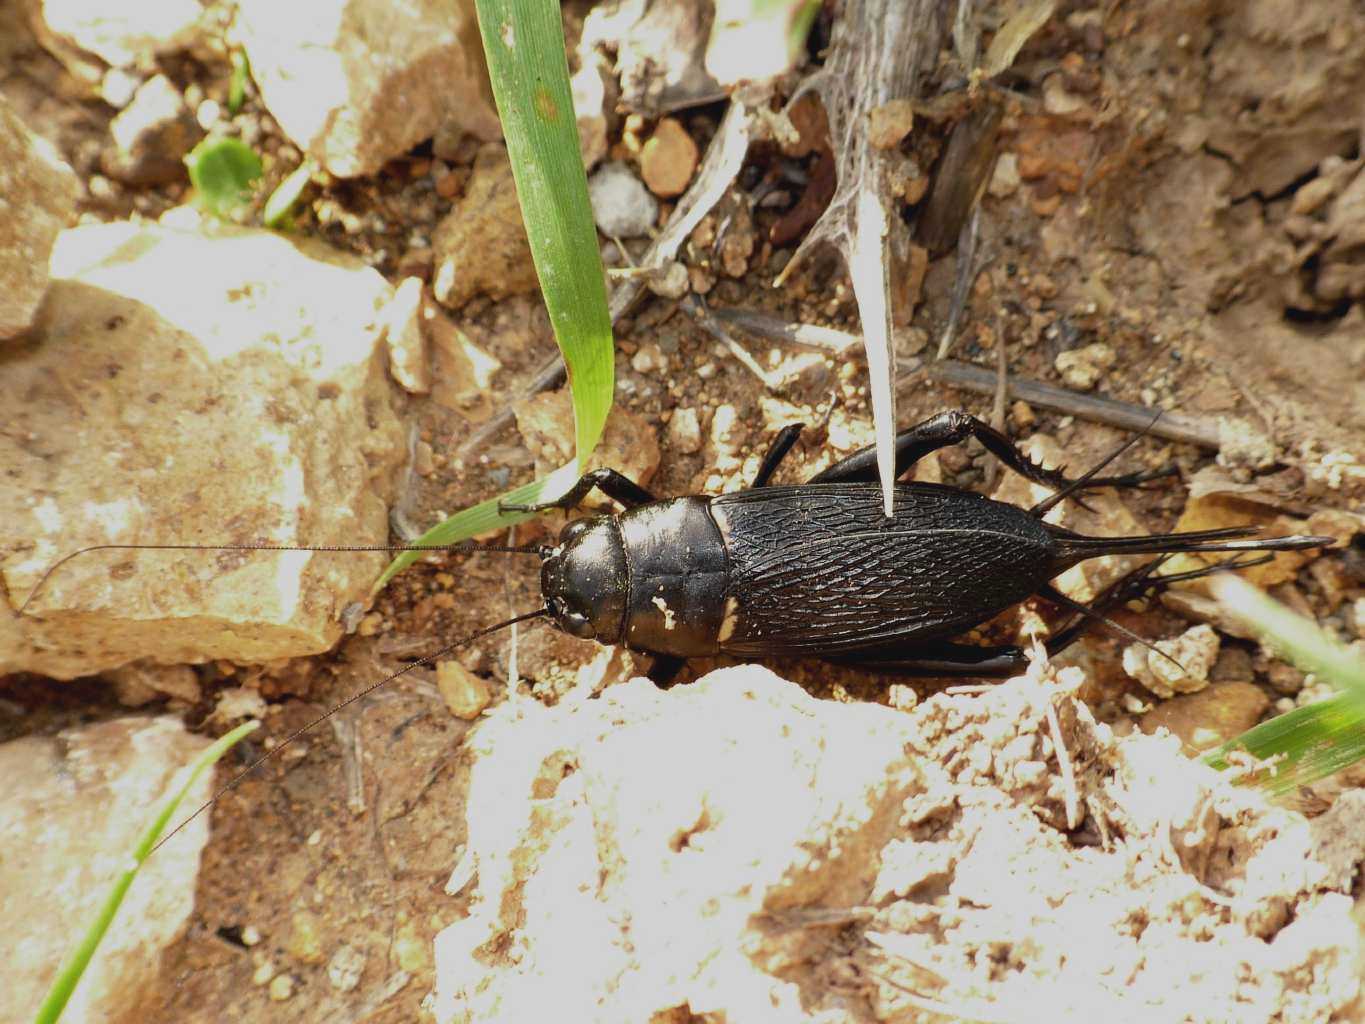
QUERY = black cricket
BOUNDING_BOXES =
[505,410,1331,682]
[26,409,1334,850]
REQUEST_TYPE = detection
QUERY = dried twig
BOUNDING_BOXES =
[926,360,1221,449]
[702,305,1223,449]
[706,305,860,357]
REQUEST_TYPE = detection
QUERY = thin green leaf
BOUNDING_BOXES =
[1203,576,1365,793]
[378,0,615,588]
[1210,575,1365,696]
[373,463,580,593]
[35,721,259,1024]
[263,162,312,229]
[1204,693,1365,795]
[475,0,613,461]
[185,137,263,217]
[228,50,251,116]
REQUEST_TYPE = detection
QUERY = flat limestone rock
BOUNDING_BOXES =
[237,0,499,179]
[0,220,405,678]
[0,95,78,340]
[0,716,214,1023]
[37,0,207,67]
[434,664,1361,1023]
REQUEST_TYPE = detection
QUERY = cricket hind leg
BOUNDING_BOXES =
[499,468,657,514]
[751,423,806,487]
[805,409,1174,501]
[827,554,1264,678]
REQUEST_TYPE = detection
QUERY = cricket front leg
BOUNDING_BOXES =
[499,469,657,514]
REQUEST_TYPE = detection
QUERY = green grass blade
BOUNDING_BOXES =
[378,0,614,589]
[372,463,579,592]
[34,721,259,1024]
[1203,576,1365,794]
[185,137,263,217]
[227,49,250,116]
[476,0,613,461]
[263,161,312,229]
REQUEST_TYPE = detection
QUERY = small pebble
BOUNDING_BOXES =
[630,342,667,375]
[647,260,690,299]
[196,99,221,131]
[640,117,699,198]
[414,440,436,476]
[988,152,1021,198]
[666,407,703,454]
[1054,342,1116,390]
[287,910,326,965]
[100,67,141,109]
[587,161,658,238]
[268,974,295,1001]
[1122,624,1219,699]
[436,660,492,719]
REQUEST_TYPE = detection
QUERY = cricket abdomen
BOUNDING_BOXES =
[710,482,1063,656]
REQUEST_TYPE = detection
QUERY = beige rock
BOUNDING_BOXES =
[0,96,78,340]
[1054,341,1116,390]
[1123,623,1221,698]
[989,151,1022,198]
[640,117,698,198]
[382,276,431,394]
[327,943,367,992]
[236,0,498,179]
[1,222,404,678]
[432,145,538,309]
[286,910,328,965]
[38,0,206,67]
[866,98,915,150]
[570,57,610,171]
[437,659,492,719]
[433,665,1362,1023]
[0,717,213,1023]
[665,406,702,455]
[100,73,201,186]
[583,0,721,114]
[1140,680,1270,754]
[425,296,501,420]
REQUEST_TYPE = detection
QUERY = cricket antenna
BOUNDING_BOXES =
[16,540,546,616]
[150,606,550,856]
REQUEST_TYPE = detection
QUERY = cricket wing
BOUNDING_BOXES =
[710,483,1059,656]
